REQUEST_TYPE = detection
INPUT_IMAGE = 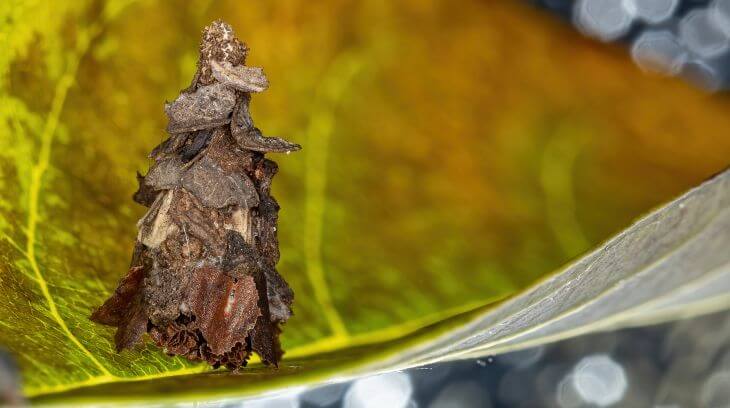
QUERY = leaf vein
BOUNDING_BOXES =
[303,54,364,338]
[23,24,112,377]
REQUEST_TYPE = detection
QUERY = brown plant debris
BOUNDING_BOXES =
[91,20,300,369]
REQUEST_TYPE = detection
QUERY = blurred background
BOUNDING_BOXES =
[536,0,730,91]
[1,0,730,406]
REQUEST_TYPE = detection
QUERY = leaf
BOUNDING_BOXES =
[389,168,730,367]
[28,169,730,406]
[0,0,729,405]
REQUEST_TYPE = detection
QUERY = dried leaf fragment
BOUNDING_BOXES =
[181,155,259,209]
[165,83,237,134]
[185,266,260,356]
[230,94,302,153]
[144,158,184,191]
[211,60,269,93]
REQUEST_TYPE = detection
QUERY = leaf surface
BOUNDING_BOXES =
[390,169,730,367]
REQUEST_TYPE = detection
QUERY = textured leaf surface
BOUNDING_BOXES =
[1,0,729,404]
[28,170,730,406]
[389,169,730,367]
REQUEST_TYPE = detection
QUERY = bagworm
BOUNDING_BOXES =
[91,20,300,369]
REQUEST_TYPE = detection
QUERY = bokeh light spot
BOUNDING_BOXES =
[631,30,687,75]
[575,0,635,41]
[343,372,413,408]
[679,8,730,58]
[572,354,628,407]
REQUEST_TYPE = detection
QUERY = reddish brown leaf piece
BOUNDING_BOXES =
[91,20,298,369]
[185,267,259,356]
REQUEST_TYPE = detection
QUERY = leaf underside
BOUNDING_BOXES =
[1,0,729,405]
